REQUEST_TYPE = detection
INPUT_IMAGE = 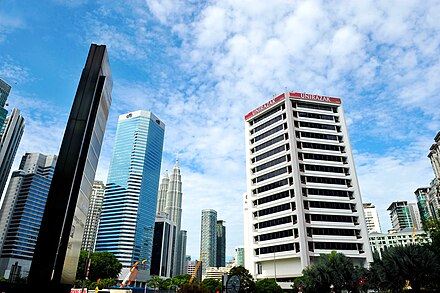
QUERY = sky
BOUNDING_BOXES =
[1,0,440,260]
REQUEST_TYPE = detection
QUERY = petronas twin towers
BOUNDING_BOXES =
[157,160,187,276]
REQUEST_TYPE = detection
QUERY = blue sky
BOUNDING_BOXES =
[1,0,440,260]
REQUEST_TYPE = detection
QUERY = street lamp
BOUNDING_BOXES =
[330,284,334,293]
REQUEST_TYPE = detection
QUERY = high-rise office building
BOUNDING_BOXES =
[156,160,186,276]
[0,109,25,197]
[408,203,422,230]
[81,181,105,252]
[200,209,217,277]
[414,187,431,221]
[95,110,165,279]
[244,92,372,282]
[0,153,57,280]
[0,79,11,133]
[234,246,244,266]
[156,171,169,214]
[28,44,113,287]
[216,220,226,267]
[151,212,176,278]
[428,131,440,180]
[387,201,414,231]
[362,203,382,233]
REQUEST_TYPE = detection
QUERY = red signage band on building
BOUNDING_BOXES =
[244,93,285,120]
[289,92,341,104]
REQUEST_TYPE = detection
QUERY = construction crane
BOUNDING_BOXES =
[189,255,203,284]
[120,260,147,287]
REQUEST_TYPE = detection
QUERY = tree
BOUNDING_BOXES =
[301,251,366,293]
[255,278,282,293]
[371,244,440,292]
[147,275,163,290]
[75,250,122,282]
[424,216,440,256]
[202,278,222,292]
[229,266,256,293]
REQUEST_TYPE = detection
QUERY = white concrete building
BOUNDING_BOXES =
[363,203,381,233]
[369,228,430,258]
[243,92,372,284]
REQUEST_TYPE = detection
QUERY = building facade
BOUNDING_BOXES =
[234,246,245,266]
[156,160,186,276]
[387,201,414,232]
[200,209,217,277]
[414,187,431,221]
[408,202,422,230]
[95,110,165,278]
[0,153,57,280]
[28,44,113,287]
[0,109,25,197]
[216,220,226,267]
[369,228,430,258]
[150,212,176,278]
[81,181,105,252]
[362,203,381,234]
[244,92,372,282]
[0,79,11,134]
[428,131,440,180]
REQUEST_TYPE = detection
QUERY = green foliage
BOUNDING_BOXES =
[255,278,282,293]
[202,278,222,292]
[423,216,440,256]
[75,250,122,282]
[147,275,163,290]
[301,251,366,293]
[229,265,256,293]
[370,244,440,291]
[180,283,210,293]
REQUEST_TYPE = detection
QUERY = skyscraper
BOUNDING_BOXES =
[216,220,226,267]
[427,131,440,219]
[387,201,413,231]
[234,246,244,266]
[0,79,11,133]
[428,131,440,180]
[28,44,113,287]
[408,202,422,230]
[414,187,431,221]
[244,92,372,281]
[151,212,176,278]
[362,203,382,234]
[0,109,25,197]
[0,153,57,280]
[200,209,217,277]
[95,110,165,279]
[156,160,186,276]
[81,180,105,252]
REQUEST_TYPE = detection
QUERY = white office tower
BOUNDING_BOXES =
[81,181,105,252]
[362,203,382,233]
[243,92,372,283]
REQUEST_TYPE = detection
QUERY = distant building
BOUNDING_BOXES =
[234,246,244,267]
[95,110,165,280]
[387,201,414,231]
[362,203,381,233]
[81,181,105,252]
[0,153,57,280]
[414,187,431,221]
[150,212,176,278]
[0,109,25,197]
[428,131,440,180]
[205,266,231,281]
[186,260,202,282]
[156,160,186,276]
[408,203,422,230]
[369,228,430,258]
[216,220,226,267]
[200,209,217,277]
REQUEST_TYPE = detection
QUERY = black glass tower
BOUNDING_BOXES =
[27,44,112,290]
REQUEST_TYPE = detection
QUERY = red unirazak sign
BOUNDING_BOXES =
[244,93,285,120]
[289,92,341,104]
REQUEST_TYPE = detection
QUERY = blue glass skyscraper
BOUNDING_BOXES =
[95,110,165,273]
